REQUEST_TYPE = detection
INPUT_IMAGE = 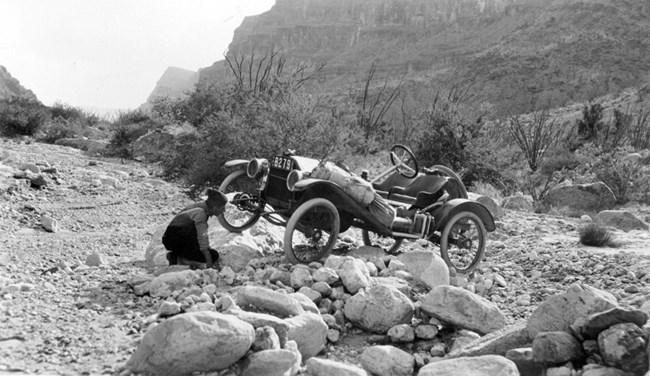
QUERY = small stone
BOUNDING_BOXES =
[158,301,181,317]
[40,215,58,232]
[85,253,103,267]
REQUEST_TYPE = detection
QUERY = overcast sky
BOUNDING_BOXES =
[0,0,274,112]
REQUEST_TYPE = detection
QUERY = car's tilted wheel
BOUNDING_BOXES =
[439,211,486,274]
[361,230,404,255]
[217,170,263,232]
[284,198,340,264]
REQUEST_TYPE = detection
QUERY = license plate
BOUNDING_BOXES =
[271,156,293,171]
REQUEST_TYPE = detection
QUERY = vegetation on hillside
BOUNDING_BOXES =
[2,49,649,206]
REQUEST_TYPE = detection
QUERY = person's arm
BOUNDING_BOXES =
[186,208,214,268]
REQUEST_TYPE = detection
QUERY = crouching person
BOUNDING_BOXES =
[162,188,227,269]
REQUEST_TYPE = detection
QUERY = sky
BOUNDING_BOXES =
[0,0,274,112]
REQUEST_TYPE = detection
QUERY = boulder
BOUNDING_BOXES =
[387,324,415,343]
[235,286,305,318]
[595,210,649,232]
[144,270,201,298]
[126,312,254,375]
[285,312,328,359]
[526,284,618,338]
[305,358,368,376]
[339,258,371,294]
[571,306,648,340]
[420,285,506,335]
[598,323,648,375]
[370,276,411,296]
[531,331,585,365]
[344,284,414,334]
[291,267,314,289]
[505,347,545,376]
[312,267,339,285]
[360,345,414,376]
[397,251,450,290]
[468,192,504,219]
[502,194,534,212]
[289,292,320,314]
[447,323,531,358]
[240,349,298,376]
[417,355,519,376]
[224,308,290,347]
[543,182,616,213]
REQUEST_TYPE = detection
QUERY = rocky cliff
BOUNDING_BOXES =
[142,66,198,109]
[0,65,38,101]
[151,0,650,115]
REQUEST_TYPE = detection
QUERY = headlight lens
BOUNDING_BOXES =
[286,170,304,191]
[247,158,268,178]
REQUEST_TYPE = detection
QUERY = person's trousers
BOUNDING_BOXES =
[162,224,218,264]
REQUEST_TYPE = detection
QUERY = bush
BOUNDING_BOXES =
[0,97,49,136]
[106,122,154,158]
[592,151,640,204]
[577,103,605,140]
[578,223,612,247]
[506,109,563,171]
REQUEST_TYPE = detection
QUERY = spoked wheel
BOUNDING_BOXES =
[218,169,264,232]
[362,230,404,255]
[284,198,340,264]
[390,144,419,178]
[439,211,486,274]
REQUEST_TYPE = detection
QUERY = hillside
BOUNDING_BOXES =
[0,65,38,101]
[182,0,650,115]
[140,66,198,110]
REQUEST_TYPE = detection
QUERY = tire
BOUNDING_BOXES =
[284,198,340,264]
[217,170,263,232]
[361,230,404,254]
[439,211,486,274]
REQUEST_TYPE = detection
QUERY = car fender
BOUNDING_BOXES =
[224,159,249,169]
[432,198,496,232]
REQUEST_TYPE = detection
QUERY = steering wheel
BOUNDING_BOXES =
[389,144,419,178]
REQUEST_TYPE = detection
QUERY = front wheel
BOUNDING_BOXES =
[284,198,340,264]
[439,211,486,274]
[362,230,404,255]
[217,170,263,232]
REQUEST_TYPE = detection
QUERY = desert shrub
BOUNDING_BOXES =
[629,106,650,150]
[578,222,612,247]
[597,107,631,151]
[577,103,605,140]
[471,181,503,201]
[49,103,100,127]
[592,151,640,204]
[38,118,81,143]
[105,122,156,158]
[506,109,564,172]
[0,97,49,136]
[113,109,151,126]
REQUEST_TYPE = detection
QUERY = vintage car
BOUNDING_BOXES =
[217,145,495,273]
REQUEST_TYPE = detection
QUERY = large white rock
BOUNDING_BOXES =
[360,345,414,376]
[420,285,505,335]
[339,258,371,294]
[543,182,616,213]
[144,270,201,298]
[526,284,617,338]
[417,355,519,376]
[285,312,328,359]
[397,251,449,290]
[344,284,414,334]
[235,285,305,318]
[306,358,368,376]
[595,210,649,232]
[126,311,254,375]
[224,307,290,347]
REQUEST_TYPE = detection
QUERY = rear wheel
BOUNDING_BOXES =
[284,198,340,264]
[362,230,404,255]
[439,211,486,274]
[217,170,263,232]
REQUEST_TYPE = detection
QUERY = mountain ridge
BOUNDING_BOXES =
[0,65,39,101]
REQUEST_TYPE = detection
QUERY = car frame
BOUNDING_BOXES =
[217,144,495,273]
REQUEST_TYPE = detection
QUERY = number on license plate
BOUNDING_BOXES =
[272,156,293,170]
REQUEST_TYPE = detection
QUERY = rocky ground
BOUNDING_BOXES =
[1,138,650,376]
